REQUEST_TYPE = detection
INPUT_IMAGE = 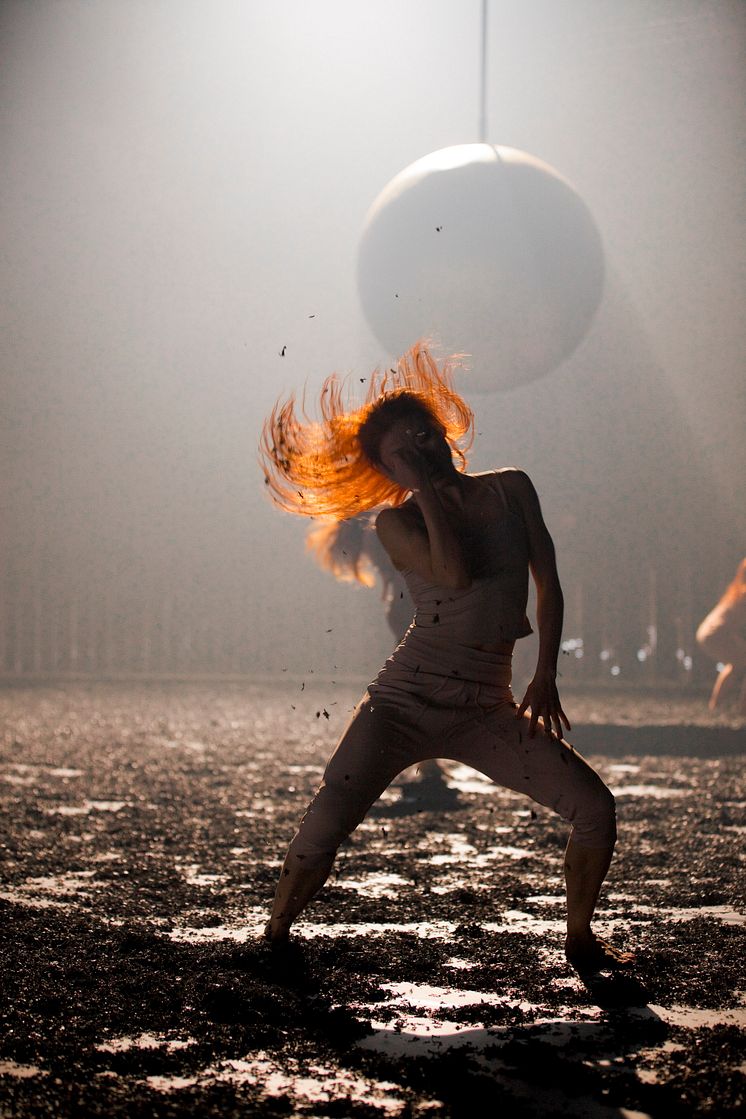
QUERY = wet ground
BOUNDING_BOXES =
[0,680,744,1118]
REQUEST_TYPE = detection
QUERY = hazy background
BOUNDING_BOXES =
[1,0,744,685]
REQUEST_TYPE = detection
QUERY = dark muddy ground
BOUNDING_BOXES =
[0,681,744,1118]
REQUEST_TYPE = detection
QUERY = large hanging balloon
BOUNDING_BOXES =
[357,143,605,393]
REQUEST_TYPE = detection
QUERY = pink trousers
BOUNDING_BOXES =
[285,638,616,872]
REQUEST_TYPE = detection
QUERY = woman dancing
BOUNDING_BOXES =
[259,342,633,970]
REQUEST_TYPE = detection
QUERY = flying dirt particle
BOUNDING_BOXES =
[301,683,305,691]
[280,345,287,356]
[436,225,443,232]
[433,614,440,623]
[322,709,330,719]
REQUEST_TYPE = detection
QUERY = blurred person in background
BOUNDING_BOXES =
[696,558,746,714]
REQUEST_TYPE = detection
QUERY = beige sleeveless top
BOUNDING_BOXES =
[399,470,533,645]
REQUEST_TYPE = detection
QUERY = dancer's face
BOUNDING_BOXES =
[376,413,453,485]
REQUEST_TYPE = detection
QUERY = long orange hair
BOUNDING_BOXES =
[305,516,378,587]
[259,342,474,518]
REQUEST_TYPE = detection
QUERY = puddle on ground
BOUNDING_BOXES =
[45,799,128,816]
[1,765,85,786]
[0,1060,47,1079]
[608,785,689,799]
[166,915,460,944]
[97,1033,196,1054]
[380,981,536,1014]
[165,893,745,947]
[357,992,604,1057]
[603,899,746,927]
[144,1074,201,1091]
[638,1004,746,1029]
[356,983,746,1062]
[143,1051,406,1112]
[167,911,267,944]
[177,863,230,888]
[333,873,411,899]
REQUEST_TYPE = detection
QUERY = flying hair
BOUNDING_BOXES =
[305,516,378,588]
[258,341,474,519]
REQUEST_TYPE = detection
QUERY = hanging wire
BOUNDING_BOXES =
[478,0,488,142]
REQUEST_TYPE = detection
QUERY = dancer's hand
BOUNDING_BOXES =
[389,431,433,492]
[517,673,571,739]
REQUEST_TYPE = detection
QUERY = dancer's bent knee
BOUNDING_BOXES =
[568,785,617,849]
[286,775,373,865]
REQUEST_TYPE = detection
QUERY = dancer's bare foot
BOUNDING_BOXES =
[565,931,636,971]
[263,917,290,946]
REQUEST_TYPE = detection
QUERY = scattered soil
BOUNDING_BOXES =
[0,680,744,1118]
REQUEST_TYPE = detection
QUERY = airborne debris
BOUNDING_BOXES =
[279,345,287,356]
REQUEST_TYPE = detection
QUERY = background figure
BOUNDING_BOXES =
[696,558,746,714]
[306,515,457,802]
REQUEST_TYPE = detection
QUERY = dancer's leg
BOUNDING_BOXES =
[442,701,630,964]
[266,695,419,941]
[709,662,734,710]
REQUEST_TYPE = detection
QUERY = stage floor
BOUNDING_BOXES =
[1,681,744,1118]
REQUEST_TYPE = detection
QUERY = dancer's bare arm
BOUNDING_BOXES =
[507,470,571,738]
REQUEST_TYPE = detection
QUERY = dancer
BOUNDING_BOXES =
[696,558,746,714]
[259,342,633,970]
[306,515,456,803]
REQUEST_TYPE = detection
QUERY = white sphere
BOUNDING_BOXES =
[357,144,604,393]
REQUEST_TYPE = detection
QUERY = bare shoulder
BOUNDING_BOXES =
[375,501,421,541]
[375,502,423,569]
[482,466,538,499]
